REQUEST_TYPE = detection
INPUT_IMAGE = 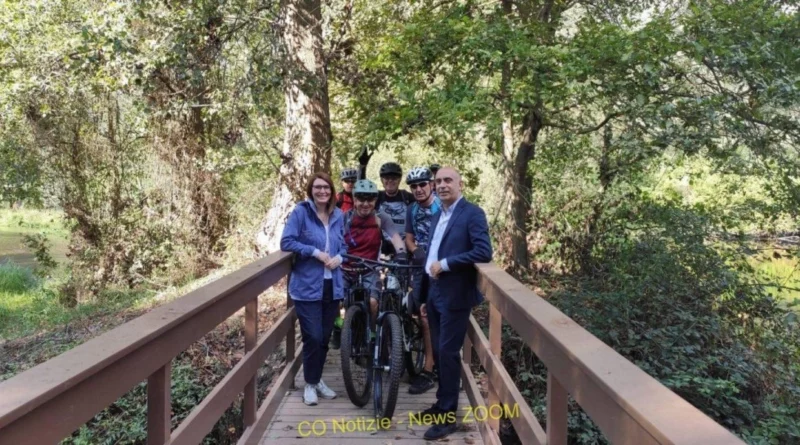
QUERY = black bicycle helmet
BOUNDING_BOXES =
[429,163,441,175]
[379,162,403,177]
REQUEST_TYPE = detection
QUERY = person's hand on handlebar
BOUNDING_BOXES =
[395,251,408,264]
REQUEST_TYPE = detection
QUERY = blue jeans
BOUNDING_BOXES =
[294,279,339,385]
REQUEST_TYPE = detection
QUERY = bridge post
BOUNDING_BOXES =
[244,298,259,427]
[286,286,296,390]
[462,337,472,390]
[488,304,502,432]
[147,362,172,445]
[546,372,568,445]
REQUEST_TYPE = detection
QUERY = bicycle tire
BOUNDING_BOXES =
[374,313,404,421]
[403,315,425,378]
[341,305,371,407]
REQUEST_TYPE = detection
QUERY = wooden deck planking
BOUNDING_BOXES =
[260,353,484,444]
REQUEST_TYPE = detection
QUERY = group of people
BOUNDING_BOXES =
[279,162,493,440]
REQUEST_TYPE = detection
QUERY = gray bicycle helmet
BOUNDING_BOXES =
[406,166,433,185]
[379,162,403,177]
[353,179,379,197]
[340,167,358,181]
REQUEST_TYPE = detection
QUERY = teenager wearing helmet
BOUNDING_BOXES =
[404,167,441,394]
[336,167,359,212]
[342,179,408,331]
[376,162,414,257]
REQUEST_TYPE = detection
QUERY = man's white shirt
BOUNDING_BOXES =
[425,196,463,277]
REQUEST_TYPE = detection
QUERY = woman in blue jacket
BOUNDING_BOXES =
[280,172,346,406]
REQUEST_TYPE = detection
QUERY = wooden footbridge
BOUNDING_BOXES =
[0,251,745,445]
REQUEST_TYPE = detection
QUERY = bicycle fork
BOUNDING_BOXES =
[373,313,391,372]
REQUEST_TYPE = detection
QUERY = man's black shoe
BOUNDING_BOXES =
[423,420,458,440]
[409,370,436,394]
[420,403,445,416]
[330,326,341,350]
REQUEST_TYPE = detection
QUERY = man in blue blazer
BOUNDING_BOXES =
[420,166,493,440]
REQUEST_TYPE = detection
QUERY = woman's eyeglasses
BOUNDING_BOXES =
[313,185,331,191]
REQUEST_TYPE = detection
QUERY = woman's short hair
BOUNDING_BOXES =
[306,172,337,214]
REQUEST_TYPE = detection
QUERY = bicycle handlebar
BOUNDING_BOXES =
[342,253,422,270]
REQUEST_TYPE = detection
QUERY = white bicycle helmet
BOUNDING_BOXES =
[340,167,359,181]
[406,166,433,185]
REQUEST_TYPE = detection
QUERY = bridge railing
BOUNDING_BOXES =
[0,254,748,445]
[0,251,297,445]
[462,262,746,445]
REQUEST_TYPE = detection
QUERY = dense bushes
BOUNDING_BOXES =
[501,198,800,444]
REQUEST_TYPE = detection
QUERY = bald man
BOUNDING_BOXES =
[418,167,493,440]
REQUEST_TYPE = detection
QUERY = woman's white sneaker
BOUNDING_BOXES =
[315,379,337,399]
[303,384,318,406]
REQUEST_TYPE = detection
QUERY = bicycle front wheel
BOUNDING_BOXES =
[373,312,404,421]
[341,305,371,407]
[403,314,426,378]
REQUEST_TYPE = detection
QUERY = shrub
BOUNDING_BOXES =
[502,200,800,444]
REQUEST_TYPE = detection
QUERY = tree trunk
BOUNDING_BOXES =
[499,0,567,278]
[504,110,541,278]
[256,0,332,254]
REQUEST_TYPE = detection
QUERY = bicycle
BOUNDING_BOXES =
[339,261,376,408]
[386,259,427,379]
[376,252,426,378]
[340,253,422,421]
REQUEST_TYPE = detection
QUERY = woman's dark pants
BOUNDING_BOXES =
[294,279,339,385]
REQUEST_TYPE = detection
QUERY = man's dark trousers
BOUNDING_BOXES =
[427,279,471,412]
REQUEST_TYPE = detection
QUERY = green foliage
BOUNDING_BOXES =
[21,233,58,278]
[0,268,152,341]
[0,122,41,207]
[0,0,287,299]
[1,0,798,442]
[0,261,38,294]
[503,191,800,444]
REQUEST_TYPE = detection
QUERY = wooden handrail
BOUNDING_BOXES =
[0,255,749,445]
[466,262,745,445]
[0,251,294,445]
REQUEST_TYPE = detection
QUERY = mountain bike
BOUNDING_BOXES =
[340,254,421,421]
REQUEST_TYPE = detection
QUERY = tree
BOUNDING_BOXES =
[336,0,800,277]
[256,0,333,253]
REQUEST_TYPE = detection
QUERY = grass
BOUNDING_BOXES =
[749,248,800,311]
[0,208,69,268]
[0,208,69,236]
[0,261,152,341]
[0,256,261,342]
